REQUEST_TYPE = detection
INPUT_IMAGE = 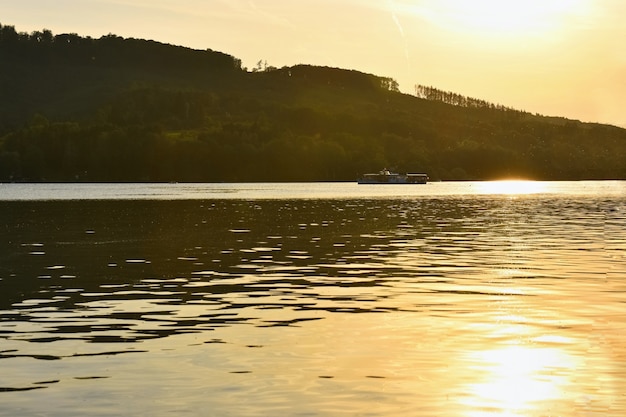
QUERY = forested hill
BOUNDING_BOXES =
[1,23,625,182]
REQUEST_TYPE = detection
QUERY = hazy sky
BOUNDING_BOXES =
[3,0,625,127]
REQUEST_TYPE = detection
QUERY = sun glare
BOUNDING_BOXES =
[415,0,589,38]
[478,180,547,195]
[462,345,576,416]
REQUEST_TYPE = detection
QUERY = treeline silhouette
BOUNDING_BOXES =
[0,24,240,71]
[1,23,625,182]
[415,85,521,112]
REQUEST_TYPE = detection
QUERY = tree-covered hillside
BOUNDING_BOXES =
[1,23,625,182]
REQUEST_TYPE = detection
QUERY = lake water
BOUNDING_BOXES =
[1,181,625,416]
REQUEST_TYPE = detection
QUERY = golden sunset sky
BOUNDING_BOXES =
[4,0,625,127]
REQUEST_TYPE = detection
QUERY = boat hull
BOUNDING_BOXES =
[357,172,428,184]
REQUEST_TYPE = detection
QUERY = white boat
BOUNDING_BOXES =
[357,169,428,184]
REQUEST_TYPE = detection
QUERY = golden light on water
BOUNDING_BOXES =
[461,344,576,416]
[478,180,547,195]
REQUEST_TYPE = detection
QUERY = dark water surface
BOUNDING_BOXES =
[1,182,625,416]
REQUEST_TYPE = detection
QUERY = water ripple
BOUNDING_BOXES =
[1,191,625,416]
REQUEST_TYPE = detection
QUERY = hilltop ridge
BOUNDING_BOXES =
[1,23,625,181]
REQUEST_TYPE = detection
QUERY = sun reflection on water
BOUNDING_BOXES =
[461,343,577,416]
[478,180,548,195]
